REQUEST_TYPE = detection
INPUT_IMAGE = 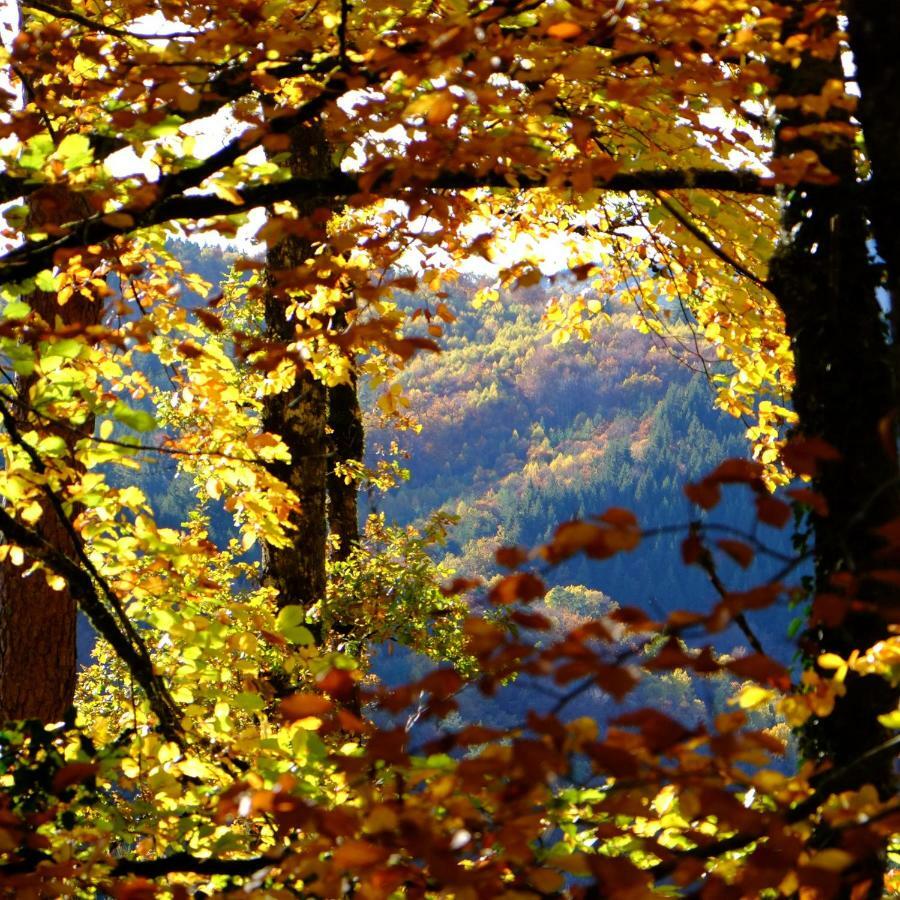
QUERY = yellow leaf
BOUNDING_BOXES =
[46,573,66,592]
[817,652,844,669]
[209,181,244,205]
[736,684,774,710]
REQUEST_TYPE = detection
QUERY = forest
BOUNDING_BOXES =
[0,1,898,898]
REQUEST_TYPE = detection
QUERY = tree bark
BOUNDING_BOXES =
[0,185,101,723]
[327,307,363,562]
[260,123,332,610]
[845,2,900,356]
[768,0,899,825]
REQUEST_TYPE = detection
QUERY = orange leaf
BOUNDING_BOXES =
[332,839,389,870]
[425,92,456,126]
[495,545,528,569]
[280,693,333,720]
[489,572,546,605]
[547,21,582,39]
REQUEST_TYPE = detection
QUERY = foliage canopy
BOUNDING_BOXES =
[0,0,897,897]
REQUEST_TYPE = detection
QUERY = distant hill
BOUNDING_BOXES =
[369,277,795,659]
[90,244,796,669]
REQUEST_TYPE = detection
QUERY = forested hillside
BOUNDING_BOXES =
[371,277,794,657]
[144,245,793,659]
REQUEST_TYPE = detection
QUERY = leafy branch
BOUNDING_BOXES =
[0,396,184,744]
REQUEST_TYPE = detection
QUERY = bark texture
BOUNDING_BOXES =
[769,1,899,852]
[0,185,101,723]
[327,306,363,562]
[260,124,332,610]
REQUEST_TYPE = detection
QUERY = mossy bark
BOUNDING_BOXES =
[261,124,332,611]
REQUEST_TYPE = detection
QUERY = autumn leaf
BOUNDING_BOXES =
[280,693,333,720]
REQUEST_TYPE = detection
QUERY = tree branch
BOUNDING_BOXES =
[0,397,184,743]
[0,167,781,286]
[654,192,770,290]
[21,0,201,41]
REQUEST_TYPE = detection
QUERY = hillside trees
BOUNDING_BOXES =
[0,0,897,896]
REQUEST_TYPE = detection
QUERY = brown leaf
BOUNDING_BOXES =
[717,538,755,569]
[495,545,528,569]
[440,576,482,596]
[685,479,721,509]
[786,487,829,516]
[509,609,552,630]
[726,654,791,690]
[489,572,546,605]
[756,494,792,528]
[332,839,390,870]
[780,436,841,476]
[51,763,97,794]
[113,880,158,900]
[317,668,357,702]
[707,458,765,485]
[195,308,225,333]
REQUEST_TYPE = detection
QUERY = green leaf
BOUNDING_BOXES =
[48,338,83,360]
[55,133,93,171]
[276,605,315,645]
[112,402,156,432]
[234,692,266,712]
[35,271,59,293]
[8,345,35,376]
[283,625,315,646]
[148,116,185,138]
[4,301,30,320]
[276,605,305,632]
[19,134,54,171]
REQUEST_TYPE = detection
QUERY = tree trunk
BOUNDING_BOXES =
[768,0,899,824]
[0,185,101,723]
[327,308,363,562]
[845,2,900,357]
[260,123,332,610]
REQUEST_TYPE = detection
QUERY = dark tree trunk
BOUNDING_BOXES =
[0,185,101,723]
[768,0,898,835]
[260,123,332,611]
[845,2,900,359]
[327,308,363,562]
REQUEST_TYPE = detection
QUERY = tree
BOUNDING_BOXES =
[0,1,896,897]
